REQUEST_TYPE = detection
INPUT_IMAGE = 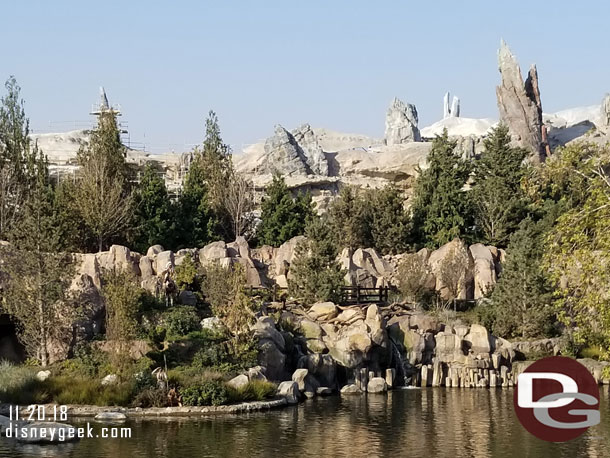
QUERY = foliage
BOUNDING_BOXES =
[191,335,258,374]
[364,185,411,255]
[410,130,472,248]
[174,253,199,291]
[222,169,255,239]
[256,173,315,247]
[132,387,169,408]
[202,262,259,336]
[438,244,470,307]
[180,380,229,406]
[227,380,276,403]
[175,157,217,248]
[397,253,431,303]
[130,163,174,253]
[0,147,75,366]
[43,376,135,406]
[328,185,371,251]
[0,361,44,404]
[470,124,529,247]
[74,112,132,251]
[289,217,345,303]
[488,219,555,339]
[544,143,610,354]
[0,76,33,238]
[162,306,201,338]
[101,268,142,342]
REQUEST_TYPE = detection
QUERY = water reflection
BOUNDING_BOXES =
[2,388,610,458]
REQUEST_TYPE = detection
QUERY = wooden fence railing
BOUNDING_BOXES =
[245,285,391,306]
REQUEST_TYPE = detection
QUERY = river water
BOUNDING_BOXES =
[2,388,610,458]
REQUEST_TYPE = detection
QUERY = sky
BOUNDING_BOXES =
[1,1,609,154]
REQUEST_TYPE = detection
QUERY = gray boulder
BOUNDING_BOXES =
[367,377,388,393]
[277,381,300,404]
[385,97,421,145]
[340,384,361,395]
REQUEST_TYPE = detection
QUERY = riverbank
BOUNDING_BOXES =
[0,398,289,419]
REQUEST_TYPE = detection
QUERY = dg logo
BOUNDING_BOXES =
[514,356,600,442]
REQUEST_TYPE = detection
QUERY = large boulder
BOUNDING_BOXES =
[277,381,300,404]
[325,319,373,368]
[291,368,320,395]
[435,331,466,364]
[308,302,339,321]
[385,97,421,145]
[496,40,545,162]
[252,316,286,380]
[155,250,174,275]
[367,377,388,393]
[227,236,250,258]
[469,244,498,299]
[199,241,227,264]
[274,236,305,276]
[297,354,337,389]
[261,124,329,177]
[464,324,491,357]
[110,245,140,275]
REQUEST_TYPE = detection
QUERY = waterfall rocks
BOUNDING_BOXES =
[385,97,421,145]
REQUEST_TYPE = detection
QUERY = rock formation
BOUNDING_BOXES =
[602,93,610,130]
[384,97,421,145]
[261,124,328,177]
[496,40,545,162]
[443,92,460,119]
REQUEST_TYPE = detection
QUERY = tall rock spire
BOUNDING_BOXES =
[496,40,545,162]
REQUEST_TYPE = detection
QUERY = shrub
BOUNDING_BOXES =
[44,376,135,406]
[397,253,430,304]
[180,380,229,406]
[0,361,45,404]
[227,380,276,403]
[132,387,169,408]
[175,253,199,291]
[202,262,259,336]
[167,367,224,388]
[163,306,201,338]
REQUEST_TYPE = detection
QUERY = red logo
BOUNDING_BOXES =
[514,356,600,442]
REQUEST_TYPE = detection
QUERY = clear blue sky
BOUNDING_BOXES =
[2,1,609,153]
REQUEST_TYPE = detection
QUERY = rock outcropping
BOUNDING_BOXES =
[602,94,610,131]
[496,40,545,162]
[443,92,460,119]
[384,97,421,145]
[261,124,329,177]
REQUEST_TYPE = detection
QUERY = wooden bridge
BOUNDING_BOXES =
[246,285,391,306]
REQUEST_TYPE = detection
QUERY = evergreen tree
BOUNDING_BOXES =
[471,124,529,247]
[410,130,472,248]
[289,217,345,303]
[0,147,74,366]
[130,163,174,253]
[328,185,371,252]
[175,158,217,248]
[487,218,554,339]
[256,173,315,247]
[365,184,411,255]
[0,76,32,238]
[74,112,133,251]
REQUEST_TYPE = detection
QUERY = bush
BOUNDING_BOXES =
[132,387,169,408]
[181,380,229,406]
[0,361,45,404]
[191,335,258,375]
[227,380,276,403]
[167,367,224,388]
[44,376,135,406]
[163,306,201,338]
[397,253,431,304]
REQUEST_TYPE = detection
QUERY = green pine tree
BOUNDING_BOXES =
[410,129,472,248]
[0,76,32,238]
[74,112,133,251]
[256,173,315,247]
[130,163,174,253]
[0,146,75,366]
[328,185,371,252]
[288,217,345,304]
[365,184,411,255]
[175,158,217,248]
[486,218,554,339]
[470,124,529,247]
